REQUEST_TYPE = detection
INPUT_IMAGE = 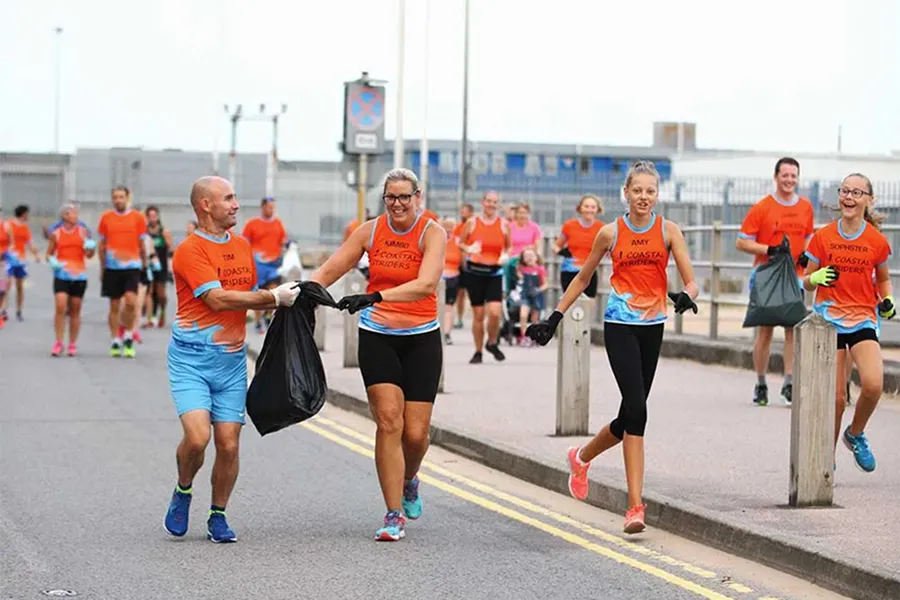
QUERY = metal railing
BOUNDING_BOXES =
[539,223,900,340]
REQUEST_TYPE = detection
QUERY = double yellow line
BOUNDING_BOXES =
[303,416,781,600]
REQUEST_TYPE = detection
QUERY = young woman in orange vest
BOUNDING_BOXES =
[527,161,699,534]
[311,168,447,542]
[458,191,511,364]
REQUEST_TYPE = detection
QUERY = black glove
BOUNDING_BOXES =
[557,246,572,258]
[767,235,791,256]
[667,291,698,315]
[797,253,809,268]
[525,310,563,346]
[337,291,382,314]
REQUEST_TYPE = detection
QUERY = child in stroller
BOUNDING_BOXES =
[500,247,548,345]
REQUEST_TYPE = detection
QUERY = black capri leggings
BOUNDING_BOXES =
[604,322,664,438]
[561,270,598,298]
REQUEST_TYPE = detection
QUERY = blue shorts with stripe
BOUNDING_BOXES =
[167,339,248,424]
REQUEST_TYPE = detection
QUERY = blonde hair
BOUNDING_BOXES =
[624,160,660,189]
[834,173,884,230]
[576,194,604,215]
[381,168,420,195]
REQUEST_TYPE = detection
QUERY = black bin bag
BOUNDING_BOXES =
[742,251,809,328]
[246,281,339,436]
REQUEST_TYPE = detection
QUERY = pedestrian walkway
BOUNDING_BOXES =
[250,307,900,596]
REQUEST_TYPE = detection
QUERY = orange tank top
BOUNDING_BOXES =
[361,215,439,335]
[0,221,9,255]
[53,225,90,281]
[465,216,506,270]
[604,214,670,325]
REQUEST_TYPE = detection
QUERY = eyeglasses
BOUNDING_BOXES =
[838,187,871,200]
[383,193,415,205]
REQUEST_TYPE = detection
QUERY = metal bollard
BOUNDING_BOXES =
[314,306,326,352]
[555,295,591,436]
[342,271,365,369]
[437,278,446,394]
[789,312,837,507]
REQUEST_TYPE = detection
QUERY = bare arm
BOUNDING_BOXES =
[876,263,893,300]
[457,219,480,253]
[163,229,175,249]
[667,221,699,299]
[735,236,769,257]
[554,224,614,314]
[45,236,57,261]
[98,239,107,277]
[309,221,371,288]
[379,225,446,303]
[201,287,278,312]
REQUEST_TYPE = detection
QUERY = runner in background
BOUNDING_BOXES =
[736,157,814,407]
[46,204,95,356]
[143,206,174,328]
[505,203,543,291]
[459,191,510,364]
[343,208,373,242]
[164,176,300,544]
[527,161,699,535]
[441,217,462,345]
[4,205,42,322]
[554,195,604,298]
[241,197,288,334]
[0,207,10,327]
[803,172,892,474]
[452,203,474,329]
[98,186,149,358]
[310,168,446,542]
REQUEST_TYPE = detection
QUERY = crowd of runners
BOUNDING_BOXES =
[1,157,891,542]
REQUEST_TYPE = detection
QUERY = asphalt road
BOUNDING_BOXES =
[1,266,848,600]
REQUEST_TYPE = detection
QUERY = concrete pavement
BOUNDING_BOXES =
[267,303,900,600]
[1,265,852,600]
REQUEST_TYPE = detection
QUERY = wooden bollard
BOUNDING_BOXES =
[342,270,365,369]
[437,278,446,394]
[555,295,591,436]
[314,306,326,351]
[789,312,837,507]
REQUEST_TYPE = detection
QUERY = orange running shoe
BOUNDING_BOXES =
[566,447,590,501]
[624,504,646,534]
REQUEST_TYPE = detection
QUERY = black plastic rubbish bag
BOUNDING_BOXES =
[246,281,339,436]
[742,252,809,328]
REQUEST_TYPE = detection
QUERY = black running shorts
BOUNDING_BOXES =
[358,328,443,402]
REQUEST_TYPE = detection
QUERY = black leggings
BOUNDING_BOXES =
[604,322,664,438]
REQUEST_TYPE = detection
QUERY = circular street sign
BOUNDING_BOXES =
[348,87,384,131]
[572,307,585,322]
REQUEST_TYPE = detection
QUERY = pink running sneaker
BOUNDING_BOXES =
[566,447,590,501]
[132,330,143,344]
[624,504,647,534]
[51,340,63,357]
[66,343,77,357]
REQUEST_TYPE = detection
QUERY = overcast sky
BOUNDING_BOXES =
[1,0,898,160]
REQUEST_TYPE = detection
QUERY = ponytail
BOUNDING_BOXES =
[864,206,885,230]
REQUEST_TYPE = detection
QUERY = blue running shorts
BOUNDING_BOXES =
[167,339,248,423]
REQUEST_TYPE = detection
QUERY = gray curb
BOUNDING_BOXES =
[590,326,900,395]
[247,347,899,600]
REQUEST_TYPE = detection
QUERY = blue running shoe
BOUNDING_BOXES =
[842,426,876,473]
[164,488,192,537]
[207,511,237,543]
[402,476,423,520]
[374,510,406,542]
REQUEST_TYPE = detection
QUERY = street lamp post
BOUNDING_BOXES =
[420,0,431,202]
[394,0,406,169]
[456,0,471,211]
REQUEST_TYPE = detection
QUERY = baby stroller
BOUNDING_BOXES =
[499,284,524,345]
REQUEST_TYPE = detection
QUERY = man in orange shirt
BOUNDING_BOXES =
[736,157,815,407]
[3,204,42,322]
[343,208,373,243]
[163,176,300,543]
[452,203,474,328]
[241,197,288,334]
[97,186,149,358]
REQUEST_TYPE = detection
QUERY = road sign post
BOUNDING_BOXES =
[343,72,387,225]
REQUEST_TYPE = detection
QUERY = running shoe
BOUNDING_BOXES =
[566,447,590,501]
[207,511,237,543]
[842,426,876,472]
[123,338,136,359]
[402,476,423,520]
[164,487,192,537]
[66,343,77,357]
[753,383,768,406]
[469,351,483,364]
[780,383,792,406]
[16,310,23,322]
[110,341,122,358]
[132,330,143,344]
[51,340,63,357]
[443,333,453,345]
[375,510,406,541]
[624,504,647,534]
[255,321,265,335]
[485,341,506,362]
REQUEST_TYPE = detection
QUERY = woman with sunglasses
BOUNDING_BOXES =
[311,168,446,542]
[803,172,893,474]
